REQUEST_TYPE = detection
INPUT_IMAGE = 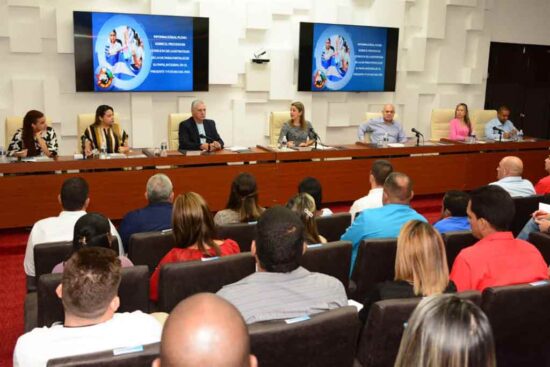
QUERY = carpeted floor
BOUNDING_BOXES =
[0,195,443,366]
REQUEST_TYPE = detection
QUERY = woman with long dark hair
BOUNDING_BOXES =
[82,105,129,157]
[7,110,58,157]
[149,192,240,301]
[214,172,264,225]
[449,103,473,141]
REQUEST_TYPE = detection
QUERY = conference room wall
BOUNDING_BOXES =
[0,0,544,155]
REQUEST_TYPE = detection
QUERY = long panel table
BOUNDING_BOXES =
[1,140,548,229]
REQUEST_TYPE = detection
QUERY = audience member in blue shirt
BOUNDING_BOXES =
[433,190,471,234]
[119,173,173,252]
[341,172,427,273]
[484,105,517,140]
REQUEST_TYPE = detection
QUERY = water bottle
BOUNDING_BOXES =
[279,136,288,150]
[160,141,168,157]
[0,146,5,162]
[100,141,107,159]
[517,129,524,142]
[469,134,477,144]
[382,133,389,147]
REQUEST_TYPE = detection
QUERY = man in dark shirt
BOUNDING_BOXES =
[119,173,173,252]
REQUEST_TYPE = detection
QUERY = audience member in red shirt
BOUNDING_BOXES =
[450,185,548,291]
[534,154,550,194]
[149,192,240,301]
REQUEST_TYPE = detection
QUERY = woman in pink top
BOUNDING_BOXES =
[448,103,472,140]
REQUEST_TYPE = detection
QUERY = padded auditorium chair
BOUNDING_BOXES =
[442,230,477,270]
[511,194,550,237]
[355,291,481,367]
[167,113,191,150]
[315,212,352,242]
[268,111,290,146]
[349,238,397,302]
[471,109,496,138]
[527,231,550,264]
[30,266,149,329]
[215,222,257,252]
[481,281,550,367]
[34,242,73,279]
[128,230,176,274]
[249,306,360,367]
[46,342,160,367]
[301,241,352,291]
[157,253,255,312]
[429,109,455,140]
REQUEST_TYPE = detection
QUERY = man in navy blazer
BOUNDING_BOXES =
[178,100,224,151]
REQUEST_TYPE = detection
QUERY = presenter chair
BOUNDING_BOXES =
[471,109,497,139]
[362,112,400,143]
[5,116,53,148]
[429,109,455,140]
[77,113,122,151]
[269,111,290,146]
[168,113,191,150]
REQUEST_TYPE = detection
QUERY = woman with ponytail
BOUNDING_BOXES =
[51,213,133,273]
[214,172,265,225]
[286,193,326,245]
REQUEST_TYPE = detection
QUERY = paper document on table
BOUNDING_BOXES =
[387,143,405,148]
[539,202,550,212]
[228,146,249,151]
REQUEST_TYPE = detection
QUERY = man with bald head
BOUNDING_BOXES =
[357,104,407,144]
[341,172,427,273]
[153,293,257,367]
[489,156,535,197]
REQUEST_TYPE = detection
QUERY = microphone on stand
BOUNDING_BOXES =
[411,128,424,146]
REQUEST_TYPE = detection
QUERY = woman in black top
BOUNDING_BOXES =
[359,220,456,323]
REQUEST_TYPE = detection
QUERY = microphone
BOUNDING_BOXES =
[199,133,216,143]
[492,126,504,132]
[411,128,424,136]
[308,127,319,140]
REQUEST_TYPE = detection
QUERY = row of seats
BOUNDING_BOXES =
[44,281,550,367]
[25,241,352,330]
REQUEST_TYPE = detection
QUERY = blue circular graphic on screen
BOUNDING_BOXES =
[94,15,151,90]
[312,26,355,90]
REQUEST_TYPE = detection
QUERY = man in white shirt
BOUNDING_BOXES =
[349,159,393,221]
[14,247,162,366]
[24,177,123,278]
[489,156,536,197]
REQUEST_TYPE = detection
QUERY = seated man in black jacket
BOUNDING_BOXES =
[178,100,224,151]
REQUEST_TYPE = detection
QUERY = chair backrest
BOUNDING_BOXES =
[34,241,73,278]
[300,241,352,291]
[429,109,455,140]
[5,116,53,148]
[269,111,290,145]
[215,222,257,252]
[471,109,497,138]
[481,281,550,367]
[249,306,360,367]
[77,113,121,150]
[442,230,477,270]
[37,265,150,327]
[357,290,481,367]
[362,112,400,143]
[128,230,176,274]
[350,238,397,302]
[168,113,191,150]
[46,342,160,367]
[527,231,550,264]
[157,253,255,312]
[315,212,352,242]
[511,195,550,236]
